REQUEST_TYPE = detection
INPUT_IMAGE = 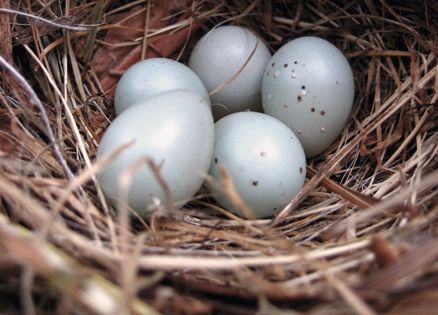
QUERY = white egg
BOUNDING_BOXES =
[97,90,214,216]
[114,58,210,115]
[262,36,355,157]
[189,25,271,119]
[207,112,306,218]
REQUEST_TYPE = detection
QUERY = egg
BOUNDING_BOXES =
[97,90,214,216]
[262,36,355,157]
[189,25,271,119]
[114,58,210,115]
[206,112,306,218]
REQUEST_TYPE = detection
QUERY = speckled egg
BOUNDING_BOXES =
[97,90,214,216]
[189,25,271,119]
[114,58,210,115]
[262,36,355,157]
[206,112,306,218]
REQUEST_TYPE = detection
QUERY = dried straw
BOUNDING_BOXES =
[0,1,437,314]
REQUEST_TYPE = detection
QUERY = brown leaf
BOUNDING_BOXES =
[91,3,171,76]
[97,25,197,97]
[91,2,198,97]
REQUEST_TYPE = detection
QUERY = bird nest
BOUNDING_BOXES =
[0,1,437,314]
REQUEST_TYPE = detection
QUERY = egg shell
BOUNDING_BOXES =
[207,112,306,218]
[189,25,271,119]
[97,90,214,216]
[262,36,355,157]
[114,58,210,115]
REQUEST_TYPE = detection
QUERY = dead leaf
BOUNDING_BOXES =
[91,3,171,76]
[91,2,198,97]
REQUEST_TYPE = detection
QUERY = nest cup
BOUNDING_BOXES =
[0,1,437,314]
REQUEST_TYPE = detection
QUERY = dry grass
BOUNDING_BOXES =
[0,1,437,314]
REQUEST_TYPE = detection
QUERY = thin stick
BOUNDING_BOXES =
[80,0,105,64]
[135,239,371,270]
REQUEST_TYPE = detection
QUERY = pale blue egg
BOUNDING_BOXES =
[262,36,354,157]
[207,112,306,218]
[189,26,271,119]
[98,90,214,216]
[115,58,210,115]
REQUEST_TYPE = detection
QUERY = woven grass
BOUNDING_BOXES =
[0,1,437,314]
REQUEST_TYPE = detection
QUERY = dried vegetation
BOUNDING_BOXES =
[0,0,437,314]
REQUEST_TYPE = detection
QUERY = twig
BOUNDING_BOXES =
[80,0,105,64]
[135,240,371,270]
